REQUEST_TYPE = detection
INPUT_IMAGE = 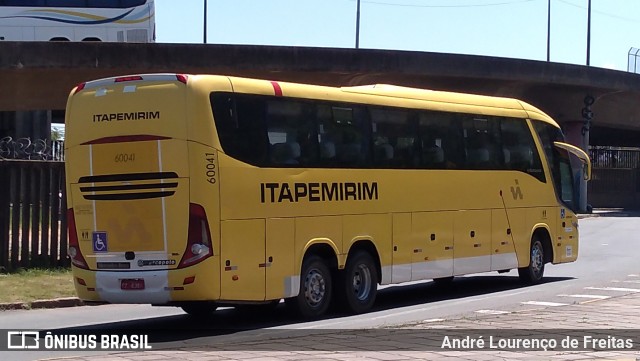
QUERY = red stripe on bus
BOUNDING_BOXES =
[271,81,283,97]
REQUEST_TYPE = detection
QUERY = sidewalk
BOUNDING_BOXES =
[39,290,640,361]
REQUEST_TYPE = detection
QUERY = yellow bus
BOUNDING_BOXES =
[64,74,590,318]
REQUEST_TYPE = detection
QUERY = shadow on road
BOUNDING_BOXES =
[44,274,573,347]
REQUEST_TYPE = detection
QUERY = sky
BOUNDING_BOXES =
[154,0,640,72]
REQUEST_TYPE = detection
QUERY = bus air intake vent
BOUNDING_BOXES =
[79,172,179,201]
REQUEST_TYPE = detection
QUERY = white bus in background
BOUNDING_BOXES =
[0,0,154,42]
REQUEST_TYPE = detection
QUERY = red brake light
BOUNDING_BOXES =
[67,209,88,270]
[176,74,188,84]
[178,203,213,269]
[115,76,143,83]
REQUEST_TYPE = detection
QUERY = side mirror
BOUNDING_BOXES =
[582,163,590,181]
[553,141,592,181]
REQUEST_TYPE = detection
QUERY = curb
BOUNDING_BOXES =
[0,297,83,311]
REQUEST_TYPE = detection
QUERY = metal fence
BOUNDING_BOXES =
[0,160,68,271]
[629,47,640,74]
[589,146,640,169]
[0,137,65,161]
[588,146,640,208]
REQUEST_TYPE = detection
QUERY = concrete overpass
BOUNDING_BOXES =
[3,41,640,209]
[2,41,640,146]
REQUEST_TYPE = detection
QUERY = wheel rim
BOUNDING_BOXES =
[352,263,372,301]
[304,268,326,307]
[531,242,544,275]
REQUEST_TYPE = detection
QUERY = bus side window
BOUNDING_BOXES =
[418,111,463,169]
[211,93,269,166]
[318,105,371,168]
[462,116,503,170]
[370,107,415,168]
[502,118,545,182]
[50,0,86,7]
[265,99,318,167]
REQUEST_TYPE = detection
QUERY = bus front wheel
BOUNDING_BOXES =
[339,251,378,314]
[518,237,545,284]
[288,255,333,318]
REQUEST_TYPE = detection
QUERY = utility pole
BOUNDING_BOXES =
[586,0,591,65]
[355,0,361,49]
[546,0,550,62]
[204,0,208,44]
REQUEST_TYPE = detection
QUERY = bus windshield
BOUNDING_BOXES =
[532,121,579,211]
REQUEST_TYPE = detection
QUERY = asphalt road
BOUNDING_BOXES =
[2,213,639,361]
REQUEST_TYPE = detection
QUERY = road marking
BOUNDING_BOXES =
[296,320,353,329]
[612,280,640,284]
[628,274,639,277]
[369,307,433,321]
[521,301,568,307]
[558,294,610,300]
[421,318,445,323]
[475,309,510,315]
[585,287,640,293]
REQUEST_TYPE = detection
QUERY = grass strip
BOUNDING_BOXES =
[0,268,75,305]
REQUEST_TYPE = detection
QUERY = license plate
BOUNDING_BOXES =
[120,278,145,290]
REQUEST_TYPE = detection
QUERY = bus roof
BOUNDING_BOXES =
[69,73,560,129]
[215,75,560,128]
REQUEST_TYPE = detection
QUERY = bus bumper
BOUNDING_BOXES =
[72,257,219,304]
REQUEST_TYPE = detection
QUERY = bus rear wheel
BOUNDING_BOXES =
[288,255,333,318]
[518,237,545,284]
[339,251,378,314]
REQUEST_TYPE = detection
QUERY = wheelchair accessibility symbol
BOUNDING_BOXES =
[92,232,108,252]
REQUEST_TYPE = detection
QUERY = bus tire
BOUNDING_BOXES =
[518,237,545,284]
[290,255,333,318]
[180,302,217,317]
[340,251,378,314]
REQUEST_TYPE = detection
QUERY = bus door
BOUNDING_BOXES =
[411,212,454,281]
[391,213,412,283]
[453,210,492,275]
[219,219,266,301]
[219,217,292,302]
[490,209,518,271]
[265,218,295,300]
